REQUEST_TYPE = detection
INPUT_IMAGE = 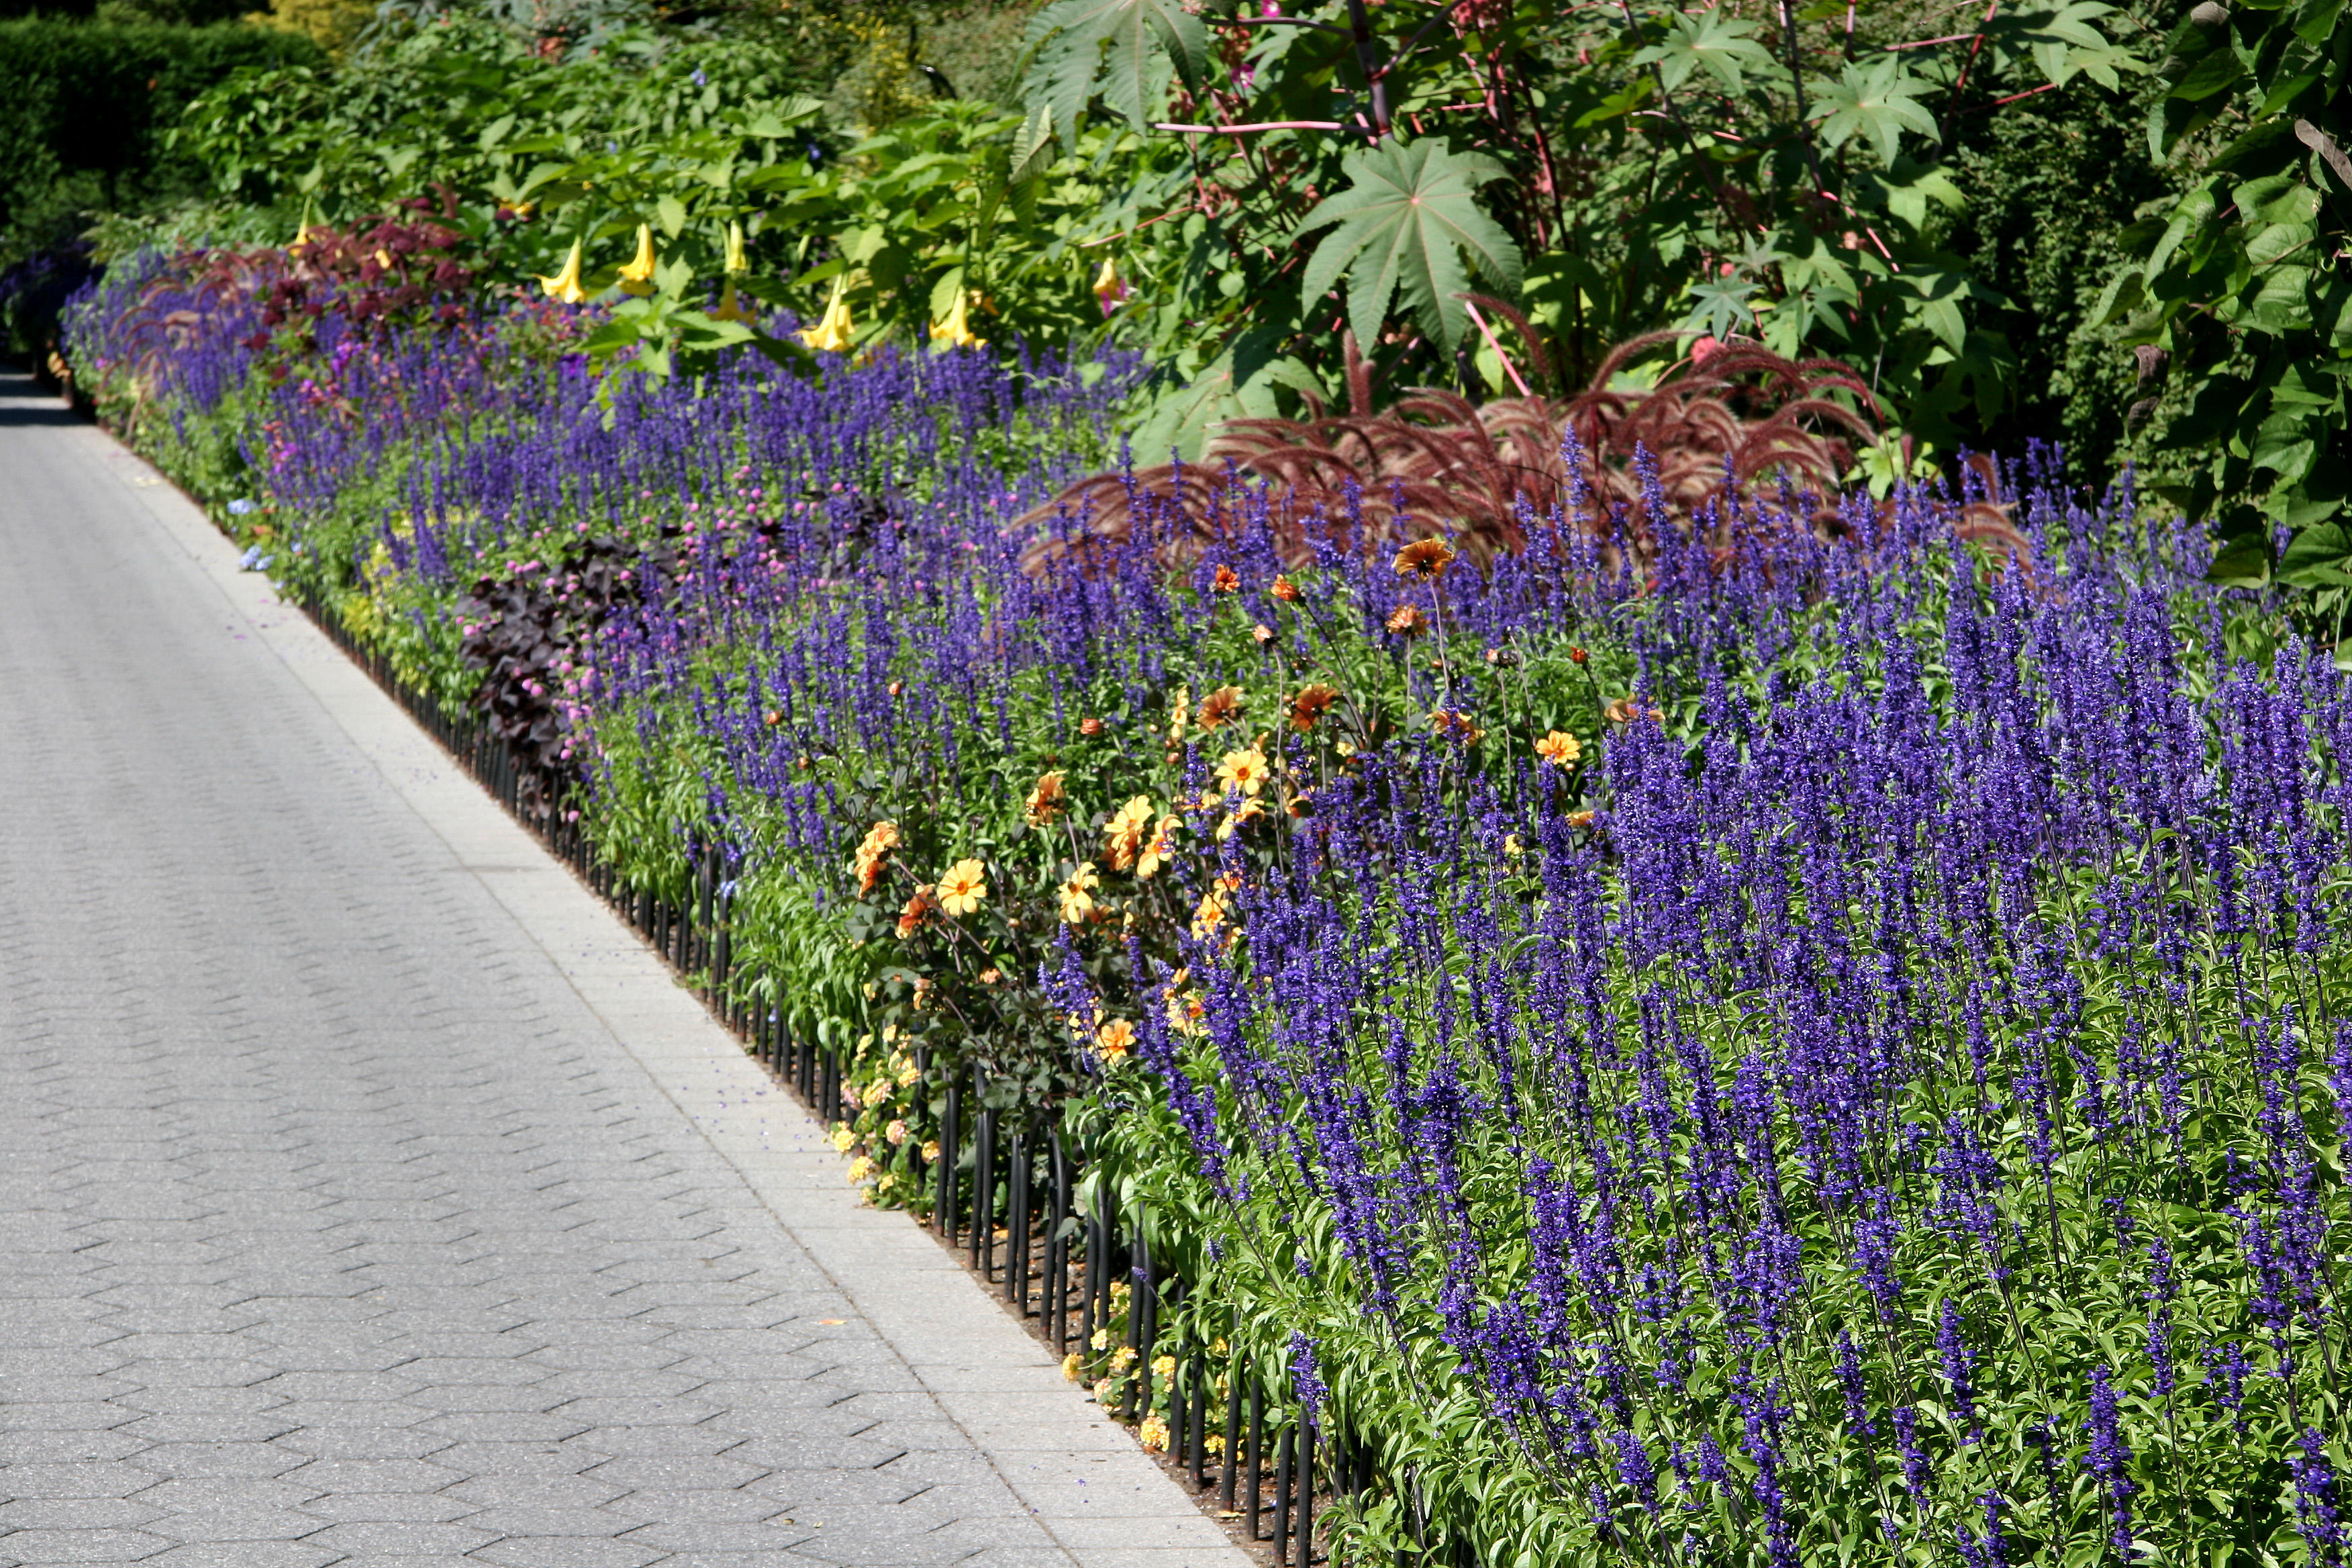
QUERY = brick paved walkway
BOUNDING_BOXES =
[0,370,1246,1568]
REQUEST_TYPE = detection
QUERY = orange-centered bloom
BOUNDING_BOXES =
[849,819,901,894]
[895,885,935,938]
[1058,863,1101,924]
[1535,730,1582,768]
[1288,683,1339,732]
[1104,795,1154,870]
[1196,685,1244,732]
[936,859,987,916]
[1214,746,1270,797]
[1024,770,1067,826]
[1211,565,1240,593]
[1393,537,1457,580]
[1095,1018,1135,1060]
[1386,603,1426,636]
[1271,575,1300,603]
[1136,815,1179,880]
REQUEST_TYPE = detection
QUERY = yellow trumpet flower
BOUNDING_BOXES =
[928,289,985,351]
[534,237,587,305]
[710,279,755,325]
[798,278,854,353]
[618,223,657,297]
[724,219,748,276]
[1091,254,1128,315]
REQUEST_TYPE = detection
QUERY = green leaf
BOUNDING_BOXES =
[1635,10,1771,93]
[1021,0,1208,132]
[655,194,688,240]
[1293,138,1525,354]
[1812,58,1941,162]
[2167,47,2247,101]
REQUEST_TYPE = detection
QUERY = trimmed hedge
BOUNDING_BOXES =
[0,20,322,252]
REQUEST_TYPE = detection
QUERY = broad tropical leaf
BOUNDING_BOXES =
[1812,58,1941,162]
[1636,11,1772,94]
[1020,0,1207,134]
[1295,139,1524,355]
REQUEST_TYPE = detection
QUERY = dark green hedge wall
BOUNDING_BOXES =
[0,20,322,254]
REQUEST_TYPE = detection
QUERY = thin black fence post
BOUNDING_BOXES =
[1188,1351,1208,1489]
[972,1089,994,1277]
[937,1074,961,1244]
[1006,1130,1028,1309]
[1295,1417,1314,1568]
[1273,1424,1293,1560]
[1048,1132,1071,1353]
[1220,1359,1242,1510]
[1246,1379,1263,1540]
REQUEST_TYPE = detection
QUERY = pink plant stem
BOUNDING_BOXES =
[1463,301,1533,398]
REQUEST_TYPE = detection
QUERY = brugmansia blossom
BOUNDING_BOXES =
[533,238,587,304]
[798,277,854,352]
[929,289,985,350]
[618,224,658,297]
[1091,254,1128,315]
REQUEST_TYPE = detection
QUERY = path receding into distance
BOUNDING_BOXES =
[0,367,1248,1568]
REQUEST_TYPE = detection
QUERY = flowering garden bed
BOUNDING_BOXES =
[58,248,2352,1568]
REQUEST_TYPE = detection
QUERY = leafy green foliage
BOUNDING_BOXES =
[1021,0,1204,133]
[0,19,321,271]
[1295,138,1522,354]
[2096,0,2349,626]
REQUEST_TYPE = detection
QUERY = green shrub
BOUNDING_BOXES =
[0,19,322,271]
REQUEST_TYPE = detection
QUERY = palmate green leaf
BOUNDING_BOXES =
[1293,138,1525,355]
[1812,57,1941,162]
[1634,10,1772,94]
[1020,0,1207,134]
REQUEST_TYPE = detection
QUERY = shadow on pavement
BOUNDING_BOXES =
[0,367,86,428]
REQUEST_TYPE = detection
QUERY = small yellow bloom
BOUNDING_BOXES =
[936,858,987,916]
[1105,794,1155,869]
[1092,254,1126,311]
[1024,771,1067,826]
[830,1124,854,1153]
[1216,797,1266,840]
[1535,730,1583,768]
[1138,1412,1170,1451]
[846,1155,875,1183]
[1214,746,1270,798]
[1059,862,1101,924]
[618,222,658,296]
[1136,816,1179,881]
[922,1139,942,1162]
[799,277,854,352]
[1062,1351,1084,1381]
[534,237,587,305]
[885,1119,908,1144]
[929,289,986,350]
[1191,888,1229,938]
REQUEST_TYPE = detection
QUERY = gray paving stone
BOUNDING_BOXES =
[0,370,1246,1567]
